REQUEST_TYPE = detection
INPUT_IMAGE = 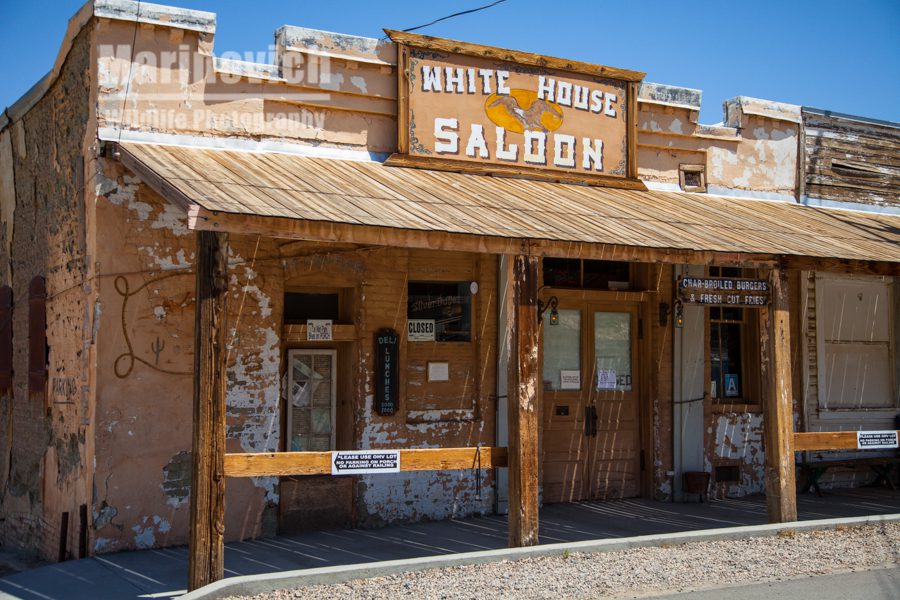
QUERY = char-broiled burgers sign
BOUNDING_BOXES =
[387,31,645,190]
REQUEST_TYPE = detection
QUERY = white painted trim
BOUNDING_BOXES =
[642,181,683,192]
[98,127,389,162]
[801,195,900,216]
[705,185,796,203]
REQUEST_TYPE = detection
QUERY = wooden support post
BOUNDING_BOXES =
[507,255,540,547]
[760,267,797,523]
[189,231,228,591]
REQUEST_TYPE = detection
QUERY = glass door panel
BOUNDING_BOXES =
[542,309,582,391]
[288,349,336,452]
[593,312,632,392]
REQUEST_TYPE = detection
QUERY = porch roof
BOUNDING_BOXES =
[117,142,900,269]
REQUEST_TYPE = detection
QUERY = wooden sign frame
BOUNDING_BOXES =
[385,30,646,191]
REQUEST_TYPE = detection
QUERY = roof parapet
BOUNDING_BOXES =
[724,96,801,127]
[94,0,215,33]
[276,26,397,67]
[638,82,702,111]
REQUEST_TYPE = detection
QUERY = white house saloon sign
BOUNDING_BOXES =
[386,30,646,189]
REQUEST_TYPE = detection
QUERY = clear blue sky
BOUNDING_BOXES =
[2,0,898,124]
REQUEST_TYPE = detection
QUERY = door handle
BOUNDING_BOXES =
[585,405,598,437]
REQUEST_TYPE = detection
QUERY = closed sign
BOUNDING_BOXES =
[407,319,435,342]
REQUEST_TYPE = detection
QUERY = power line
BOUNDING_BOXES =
[401,0,508,34]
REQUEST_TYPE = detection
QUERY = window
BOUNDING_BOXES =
[543,258,630,290]
[407,282,472,342]
[286,349,336,451]
[710,305,744,399]
[817,276,895,410]
[708,267,758,403]
[679,164,707,192]
[283,292,340,324]
[28,276,47,398]
[542,309,581,391]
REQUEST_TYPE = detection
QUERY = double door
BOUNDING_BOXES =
[541,302,641,502]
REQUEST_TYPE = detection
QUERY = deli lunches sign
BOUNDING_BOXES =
[388,31,645,189]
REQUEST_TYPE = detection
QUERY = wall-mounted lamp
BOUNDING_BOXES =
[538,296,559,325]
[659,300,685,328]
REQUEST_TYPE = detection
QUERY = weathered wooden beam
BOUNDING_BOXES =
[383,153,648,191]
[384,30,646,82]
[760,267,797,524]
[224,447,509,477]
[189,230,228,591]
[794,431,900,451]
[507,255,540,547]
[190,208,790,269]
[779,255,900,277]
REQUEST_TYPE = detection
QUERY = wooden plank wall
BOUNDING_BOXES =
[801,110,900,208]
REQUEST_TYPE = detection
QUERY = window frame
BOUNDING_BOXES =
[813,273,897,413]
[707,267,760,407]
[285,348,337,452]
[406,280,474,343]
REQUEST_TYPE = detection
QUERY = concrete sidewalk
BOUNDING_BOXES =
[1,488,898,600]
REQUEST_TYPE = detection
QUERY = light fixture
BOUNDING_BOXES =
[539,296,559,325]
[674,298,684,329]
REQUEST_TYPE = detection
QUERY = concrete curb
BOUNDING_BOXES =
[179,513,900,599]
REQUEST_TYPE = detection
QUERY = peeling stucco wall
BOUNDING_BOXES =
[705,412,766,498]
[90,163,283,553]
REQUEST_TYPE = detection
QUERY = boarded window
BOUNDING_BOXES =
[28,276,47,398]
[0,286,12,395]
[818,277,895,410]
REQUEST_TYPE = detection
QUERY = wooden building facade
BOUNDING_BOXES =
[0,0,897,579]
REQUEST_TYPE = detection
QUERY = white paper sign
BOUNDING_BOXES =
[332,450,401,475]
[856,430,899,450]
[306,319,333,341]
[408,319,436,342]
[560,370,581,390]
[428,361,449,382]
[597,369,617,390]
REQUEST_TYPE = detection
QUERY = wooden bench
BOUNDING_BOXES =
[796,457,900,497]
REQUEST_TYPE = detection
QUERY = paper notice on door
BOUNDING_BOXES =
[560,370,581,390]
[597,369,617,390]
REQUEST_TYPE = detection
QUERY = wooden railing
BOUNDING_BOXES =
[224,446,508,477]
[793,431,900,452]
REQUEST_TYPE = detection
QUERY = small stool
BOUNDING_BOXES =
[683,471,711,503]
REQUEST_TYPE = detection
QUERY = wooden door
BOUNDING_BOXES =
[541,303,641,502]
[585,305,641,499]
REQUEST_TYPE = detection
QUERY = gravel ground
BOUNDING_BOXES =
[226,523,900,600]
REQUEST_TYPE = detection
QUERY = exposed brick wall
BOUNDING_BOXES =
[0,27,92,560]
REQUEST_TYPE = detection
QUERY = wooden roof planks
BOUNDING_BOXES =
[117,142,900,270]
